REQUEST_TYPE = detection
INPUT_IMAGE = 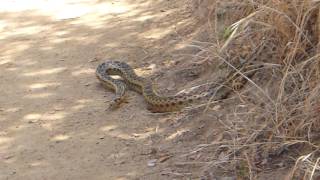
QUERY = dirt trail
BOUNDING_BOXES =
[0,1,197,179]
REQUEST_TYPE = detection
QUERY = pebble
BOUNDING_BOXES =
[147,159,157,167]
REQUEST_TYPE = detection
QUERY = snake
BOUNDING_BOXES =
[95,61,213,112]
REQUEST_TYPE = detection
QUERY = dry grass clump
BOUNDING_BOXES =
[190,0,320,179]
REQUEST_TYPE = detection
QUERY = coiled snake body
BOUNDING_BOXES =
[96,61,212,112]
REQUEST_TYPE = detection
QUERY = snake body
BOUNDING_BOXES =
[96,61,211,112]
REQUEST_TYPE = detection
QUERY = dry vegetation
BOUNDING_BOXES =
[179,0,320,179]
[1,0,319,179]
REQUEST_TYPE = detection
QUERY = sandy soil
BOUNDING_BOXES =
[0,0,206,179]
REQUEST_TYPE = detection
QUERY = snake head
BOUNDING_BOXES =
[106,97,126,111]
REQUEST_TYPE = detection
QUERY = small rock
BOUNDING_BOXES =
[89,58,98,62]
[28,120,37,124]
[218,152,228,161]
[261,158,268,165]
[212,105,221,111]
[158,155,171,163]
[147,159,157,167]
[276,162,284,167]
[54,107,64,111]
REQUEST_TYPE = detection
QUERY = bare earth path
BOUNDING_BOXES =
[0,1,195,179]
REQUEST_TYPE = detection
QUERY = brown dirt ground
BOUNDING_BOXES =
[0,0,215,179]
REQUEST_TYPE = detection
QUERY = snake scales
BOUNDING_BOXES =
[95,61,217,112]
[96,60,259,112]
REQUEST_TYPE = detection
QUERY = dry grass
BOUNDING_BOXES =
[185,0,320,179]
